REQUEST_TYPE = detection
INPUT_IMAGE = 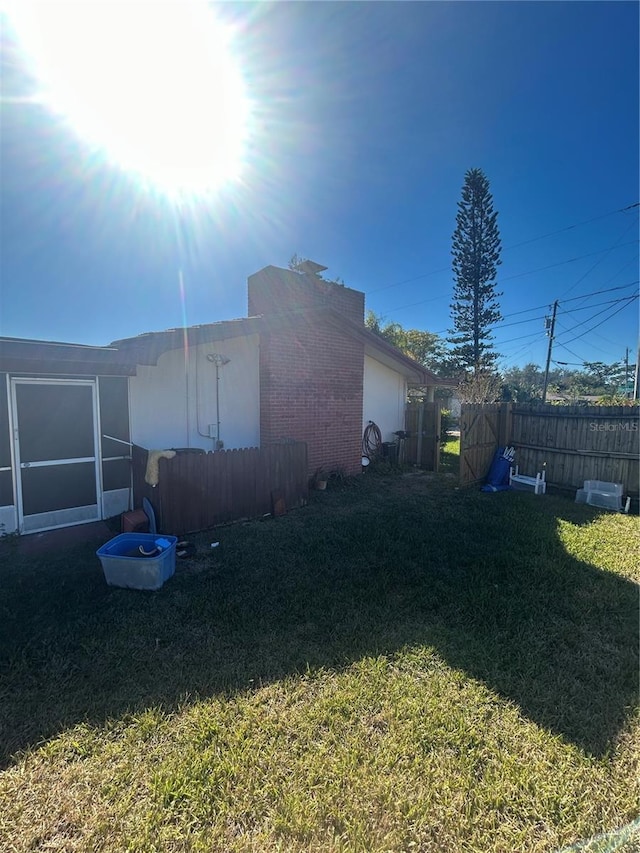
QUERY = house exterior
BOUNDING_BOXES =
[0,338,136,536]
[0,263,445,535]
[115,264,443,476]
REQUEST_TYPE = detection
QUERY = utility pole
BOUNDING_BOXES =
[634,342,639,400]
[542,300,559,404]
[624,347,630,398]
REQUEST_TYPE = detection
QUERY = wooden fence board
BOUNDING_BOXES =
[460,403,639,495]
[405,402,441,470]
[132,442,308,535]
[459,404,510,486]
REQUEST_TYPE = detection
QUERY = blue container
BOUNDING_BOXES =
[96,533,177,590]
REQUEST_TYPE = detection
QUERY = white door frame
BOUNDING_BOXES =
[11,377,103,534]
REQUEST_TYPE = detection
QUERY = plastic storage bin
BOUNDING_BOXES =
[97,533,177,590]
[582,480,623,497]
[575,481,624,511]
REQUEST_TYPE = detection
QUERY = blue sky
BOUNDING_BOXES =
[1,1,638,371]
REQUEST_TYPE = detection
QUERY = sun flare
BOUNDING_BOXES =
[6,1,251,196]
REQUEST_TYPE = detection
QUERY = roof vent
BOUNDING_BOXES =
[296,259,328,277]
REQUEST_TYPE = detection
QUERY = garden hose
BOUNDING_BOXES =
[362,421,383,461]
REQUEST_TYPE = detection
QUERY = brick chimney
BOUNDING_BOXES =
[248,264,365,325]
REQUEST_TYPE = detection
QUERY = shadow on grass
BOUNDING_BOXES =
[0,477,637,767]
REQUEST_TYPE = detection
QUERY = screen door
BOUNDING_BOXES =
[12,379,101,533]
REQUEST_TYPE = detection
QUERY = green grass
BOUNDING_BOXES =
[0,474,638,852]
[440,434,460,474]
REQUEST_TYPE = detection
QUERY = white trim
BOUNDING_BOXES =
[5,373,17,522]
[0,505,18,536]
[21,505,100,534]
[11,378,102,533]
[19,456,95,469]
[97,376,133,515]
[102,488,130,519]
[95,377,105,522]
[10,377,97,387]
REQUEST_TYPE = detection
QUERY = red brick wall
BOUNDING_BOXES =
[259,314,364,477]
[324,282,365,324]
[249,266,364,325]
[249,266,366,475]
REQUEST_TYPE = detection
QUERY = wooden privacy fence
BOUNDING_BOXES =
[460,403,639,495]
[459,404,511,487]
[404,401,441,470]
[132,442,308,536]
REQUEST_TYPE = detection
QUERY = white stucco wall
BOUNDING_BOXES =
[129,335,260,451]
[363,355,407,442]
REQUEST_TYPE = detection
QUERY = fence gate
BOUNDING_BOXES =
[405,401,441,471]
[459,403,511,487]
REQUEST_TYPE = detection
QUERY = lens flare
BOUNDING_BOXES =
[6,1,252,196]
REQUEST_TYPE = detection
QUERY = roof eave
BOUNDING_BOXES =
[320,312,449,385]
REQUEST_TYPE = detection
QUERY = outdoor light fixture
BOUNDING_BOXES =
[206,353,231,366]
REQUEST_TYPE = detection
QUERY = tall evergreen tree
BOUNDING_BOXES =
[450,168,502,374]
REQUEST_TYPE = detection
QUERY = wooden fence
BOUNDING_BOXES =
[459,404,511,487]
[460,403,639,495]
[404,401,441,470]
[132,442,308,536]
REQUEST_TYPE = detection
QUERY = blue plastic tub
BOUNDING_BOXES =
[96,533,177,590]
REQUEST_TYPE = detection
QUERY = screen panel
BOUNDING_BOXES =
[0,374,10,468]
[21,462,97,515]
[16,384,95,462]
[0,470,13,507]
[99,377,130,457]
[102,457,131,491]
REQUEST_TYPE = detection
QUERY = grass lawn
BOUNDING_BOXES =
[440,435,461,475]
[0,472,638,852]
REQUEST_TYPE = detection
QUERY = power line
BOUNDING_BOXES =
[554,343,593,363]
[379,293,450,315]
[504,202,639,253]
[479,295,637,356]
[556,314,631,353]
[492,329,543,346]
[368,266,449,295]
[492,294,638,351]
[552,319,597,362]
[557,295,638,347]
[495,313,547,331]
[558,294,640,316]
[378,245,637,315]
[560,253,639,312]
[497,343,537,363]
[554,318,614,356]
[429,282,639,336]
[492,296,632,331]
[555,294,638,342]
[488,281,639,324]
[560,280,639,304]
[367,202,639,295]
[371,282,638,370]
[498,240,638,284]
[559,217,640,299]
